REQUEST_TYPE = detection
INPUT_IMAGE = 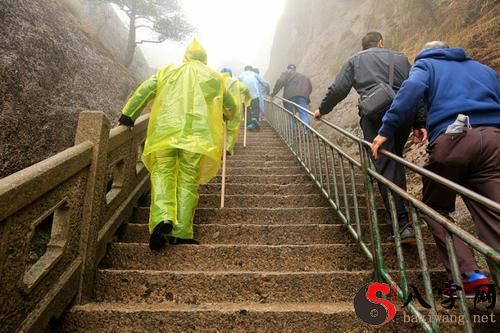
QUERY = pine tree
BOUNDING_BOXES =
[98,0,193,67]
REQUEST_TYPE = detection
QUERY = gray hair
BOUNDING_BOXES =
[423,41,450,50]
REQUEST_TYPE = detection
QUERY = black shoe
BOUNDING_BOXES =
[149,221,173,251]
[169,237,199,245]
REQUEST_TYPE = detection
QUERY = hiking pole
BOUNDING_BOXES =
[243,105,247,148]
[221,121,227,209]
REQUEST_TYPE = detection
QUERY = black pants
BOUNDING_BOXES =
[422,126,500,276]
[360,117,411,227]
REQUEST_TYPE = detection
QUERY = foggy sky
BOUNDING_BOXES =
[118,0,285,73]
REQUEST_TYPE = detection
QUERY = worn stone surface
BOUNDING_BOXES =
[223,166,308,176]
[0,112,151,332]
[210,174,312,185]
[0,0,137,178]
[120,223,433,245]
[0,168,88,331]
[55,123,466,332]
[58,302,483,333]
[198,194,329,208]
[100,243,440,272]
[199,183,319,195]
[94,270,446,304]
[132,206,385,225]
[226,160,301,168]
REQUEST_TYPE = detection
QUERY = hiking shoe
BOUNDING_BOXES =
[169,237,200,245]
[250,118,261,131]
[442,271,494,298]
[399,224,416,245]
[149,220,173,251]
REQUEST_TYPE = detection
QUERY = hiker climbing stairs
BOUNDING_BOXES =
[55,122,446,332]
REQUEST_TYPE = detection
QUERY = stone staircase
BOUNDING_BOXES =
[55,123,452,332]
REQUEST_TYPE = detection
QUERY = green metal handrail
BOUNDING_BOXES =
[265,96,500,333]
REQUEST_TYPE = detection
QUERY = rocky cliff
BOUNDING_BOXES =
[0,0,139,178]
[61,0,152,81]
[267,0,499,139]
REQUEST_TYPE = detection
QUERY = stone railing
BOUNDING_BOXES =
[0,111,150,332]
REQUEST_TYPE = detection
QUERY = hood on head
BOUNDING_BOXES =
[183,39,207,64]
[416,48,470,62]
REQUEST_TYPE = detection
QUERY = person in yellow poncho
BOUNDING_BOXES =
[118,40,238,250]
[220,68,252,155]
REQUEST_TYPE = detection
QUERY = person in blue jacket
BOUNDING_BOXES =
[251,67,270,119]
[372,41,499,295]
[238,66,263,130]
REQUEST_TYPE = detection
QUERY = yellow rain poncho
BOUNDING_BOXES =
[121,40,237,239]
[222,74,251,155]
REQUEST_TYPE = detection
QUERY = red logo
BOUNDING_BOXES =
[353,282,397,326]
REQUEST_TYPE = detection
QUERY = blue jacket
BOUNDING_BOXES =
[237,70,261,99]
[379,48,500,143]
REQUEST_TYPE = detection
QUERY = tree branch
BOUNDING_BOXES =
[136,39,164,45]
[135,25,155,31]
[136,15,155,23]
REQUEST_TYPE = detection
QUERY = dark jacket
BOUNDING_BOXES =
[318,47,426,128]
[379,48,500,143]
[271,71,312,101]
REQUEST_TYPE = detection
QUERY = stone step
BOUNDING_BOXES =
[58,302,466,333]
[100,243,441,271]
[132,207,340,225]
[226,160,301,168]
[199,183,320,195]
[235,133,282,138]
[222,166,308,176]
[236,138,284,142]
[132,207,385,225]
[232,145,289,150]
[234,141,287,147]
[198,194,330,208]
[119,223,432,245]
[200,184,370,205]
[211,176,365,190]
[231,147,292,153]
[93,269,447,304]
[230,153,297,159]
[210,174,312,184]
[224,155,297,161]
[198,194,371,210]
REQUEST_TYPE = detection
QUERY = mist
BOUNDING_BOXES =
[116,0,286,73]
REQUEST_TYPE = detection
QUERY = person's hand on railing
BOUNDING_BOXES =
[412,128,428,146]
[313,110,321,120]
[371,134,388,159]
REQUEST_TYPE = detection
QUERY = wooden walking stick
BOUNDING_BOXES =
[221,121,227,208]
[243,105,248,148]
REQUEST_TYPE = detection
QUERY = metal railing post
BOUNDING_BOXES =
[360,143,383,282]
[243,105,247,148]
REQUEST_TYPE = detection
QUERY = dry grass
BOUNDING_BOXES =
[394,0,499,67]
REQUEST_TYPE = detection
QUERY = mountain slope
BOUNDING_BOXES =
[0,0,137,178]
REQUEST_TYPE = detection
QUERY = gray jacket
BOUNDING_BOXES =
[272,71,312,101]
[319,47,426,128]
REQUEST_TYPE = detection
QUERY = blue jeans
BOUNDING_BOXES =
[284,96,310,125]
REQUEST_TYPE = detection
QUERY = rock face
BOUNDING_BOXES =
[267,0,392,136]
[61,0,152,81]
[0,0,138,178]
